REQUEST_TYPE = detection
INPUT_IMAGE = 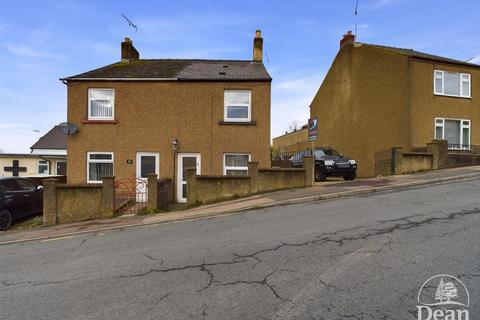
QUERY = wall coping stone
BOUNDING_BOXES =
[56,184,103,189]
[403,152,433,156]
[196,175,251,180]
[259,168,306,172]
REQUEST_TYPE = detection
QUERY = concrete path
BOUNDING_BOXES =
[1,177,479,319]
[1,165,479,245]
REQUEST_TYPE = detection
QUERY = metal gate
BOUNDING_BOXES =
[114,178,148,215]
[374,149,393,176]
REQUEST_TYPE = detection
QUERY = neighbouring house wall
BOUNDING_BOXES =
[0,157,40,176]
[0,156,66,177]
[310,43,411,178]
[272,128,309,154]
[409,61,480,147]
[66,81,271,195]
[258,168,306,192]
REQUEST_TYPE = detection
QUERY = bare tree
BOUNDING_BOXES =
[288,120,302,132]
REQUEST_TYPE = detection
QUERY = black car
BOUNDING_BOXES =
[291,148,357,181]
[0,177,43,231]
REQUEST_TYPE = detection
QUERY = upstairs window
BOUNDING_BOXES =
[88,89,115,120]
[223,153,251,176]
[224,90,251,122]
[434,70,471,98]
[87,152,114,183]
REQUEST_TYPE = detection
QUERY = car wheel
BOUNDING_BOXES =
[315,168,327,182]
[0,210,13,231]
[343,171,356,181]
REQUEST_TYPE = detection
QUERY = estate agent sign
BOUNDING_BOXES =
[308,117,318,141]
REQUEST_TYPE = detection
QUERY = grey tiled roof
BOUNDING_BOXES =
[360,43,480,68]
[62,59,272,81]
[30,126,67,150]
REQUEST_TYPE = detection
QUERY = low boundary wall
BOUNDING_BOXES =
[43,177,115,226]
[187,157,314,206]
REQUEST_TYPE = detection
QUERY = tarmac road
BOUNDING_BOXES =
[1,178,479,319]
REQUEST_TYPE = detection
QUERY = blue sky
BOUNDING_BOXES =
[0,0,479,152]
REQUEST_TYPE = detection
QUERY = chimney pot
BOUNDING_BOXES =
[121,37,139,62]
[253,29,263,62]
[340,30,355,47]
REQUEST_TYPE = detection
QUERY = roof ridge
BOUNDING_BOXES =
[357,42,480,68]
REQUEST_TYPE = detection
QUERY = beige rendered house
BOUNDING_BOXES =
[61,31,271,203]
[310,32,480,177]
[0,125,67,177]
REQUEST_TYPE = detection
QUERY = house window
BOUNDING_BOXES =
[224,153,251,176]
[87,152,114,183]
[434,118,470,149]
[88,89,115,120]
[224,90,251,122]
[38,160,49,175]
[434,70,471,98]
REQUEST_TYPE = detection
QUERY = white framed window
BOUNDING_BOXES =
[38,160,49,175]
[88,89,115,120]
[434,70,471,98]
[434,117,471,149]
[87,152,114,183]
[224,90,251,122]
[223,153,251,176]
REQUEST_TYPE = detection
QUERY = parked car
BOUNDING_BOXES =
[291,148,357,181]
[0,177,43,231]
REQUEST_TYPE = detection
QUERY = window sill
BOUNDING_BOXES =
[434,93,472,99]
[218,120,256,126]
[82,119,118,124]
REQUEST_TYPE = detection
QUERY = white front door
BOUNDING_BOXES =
[177,153,201,203]
[136,152,159,202]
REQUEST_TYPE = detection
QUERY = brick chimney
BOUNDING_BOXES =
[121,38,139,62]
[340,31,355,47]
[253,30,263,62]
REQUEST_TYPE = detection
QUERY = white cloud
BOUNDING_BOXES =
[271,72,325,139]
[5,42,64,59]
[0,123,31,129]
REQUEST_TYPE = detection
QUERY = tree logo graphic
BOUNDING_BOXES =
[417,274,470,307]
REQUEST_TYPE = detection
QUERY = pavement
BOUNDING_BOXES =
[1,175,479,319]
[1,165,480,245]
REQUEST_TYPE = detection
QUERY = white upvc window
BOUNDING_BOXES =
[434,117,471,149]
[88,89,115,120]
[224,90,251,122]
[87,152,114,183]
[38,160,49,175]
[434,70,471,98]
[223,153,251,176]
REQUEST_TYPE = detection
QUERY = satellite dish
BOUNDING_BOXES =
[58,122,79,135]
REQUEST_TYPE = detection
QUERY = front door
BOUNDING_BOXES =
[177,153,201,203]
[136,152,159,202]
